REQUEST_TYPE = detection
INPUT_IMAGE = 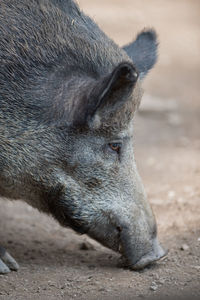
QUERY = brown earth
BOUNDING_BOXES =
[0,0,200,299]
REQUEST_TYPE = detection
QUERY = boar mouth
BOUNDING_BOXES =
[118,237,168,270]
[130,247,168,270]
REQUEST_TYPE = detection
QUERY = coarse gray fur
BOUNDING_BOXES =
[0,0,166,273]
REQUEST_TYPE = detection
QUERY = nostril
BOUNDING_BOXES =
[116,226,122,232]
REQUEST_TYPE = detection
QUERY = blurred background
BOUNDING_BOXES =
[0,1,199,299]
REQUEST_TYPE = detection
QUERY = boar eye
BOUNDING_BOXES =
[108,143,121,154]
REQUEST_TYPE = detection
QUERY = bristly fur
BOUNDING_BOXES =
[0,0,162,274]
[0,0,132,131]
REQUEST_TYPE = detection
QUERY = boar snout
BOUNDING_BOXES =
[91,209,167,270]
[119,226,167,270]
[130,238,167,270]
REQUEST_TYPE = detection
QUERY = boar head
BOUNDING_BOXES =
[40,31,167,270]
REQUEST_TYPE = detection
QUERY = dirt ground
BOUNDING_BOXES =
[0,0,200,299]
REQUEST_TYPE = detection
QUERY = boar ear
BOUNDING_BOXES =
[86,62,138,125]
[43,63,138,128]
[122,29,158,79]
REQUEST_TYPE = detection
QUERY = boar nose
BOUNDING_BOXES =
[119,223,167,270]
[130,238,167,270]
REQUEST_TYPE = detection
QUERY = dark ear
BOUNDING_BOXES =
[123,29,158,79]
[85,62,138,127]
[40,62,138,128]
[87,63,138,117]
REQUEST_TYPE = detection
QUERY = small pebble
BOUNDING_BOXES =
[150,285,158,291]
[158,279,165,285]
[180,244,189,251]
[168,190,175,199]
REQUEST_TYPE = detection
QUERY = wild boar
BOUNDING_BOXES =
[0,0,167,274]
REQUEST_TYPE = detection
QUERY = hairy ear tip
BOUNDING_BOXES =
[137,28,159,45]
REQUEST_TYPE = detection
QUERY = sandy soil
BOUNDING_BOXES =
[0,0,200,299]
